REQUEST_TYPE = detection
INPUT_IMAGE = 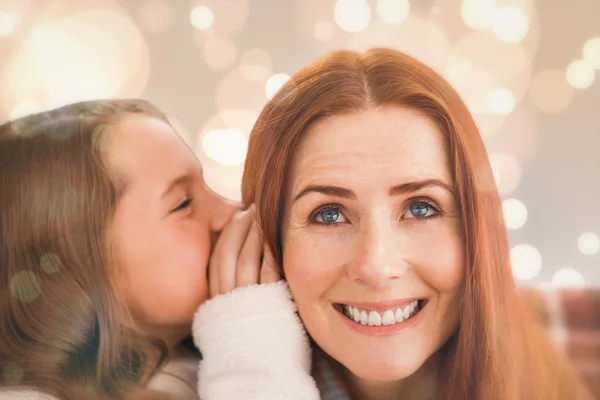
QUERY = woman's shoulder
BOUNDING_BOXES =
[0,388,59,400]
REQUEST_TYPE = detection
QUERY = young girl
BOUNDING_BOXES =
[0,100,319,399]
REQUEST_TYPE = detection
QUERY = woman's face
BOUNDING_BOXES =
[107,115,238,345]
[282,106,464,383]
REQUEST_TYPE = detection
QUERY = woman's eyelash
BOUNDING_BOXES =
[309,205,344,225]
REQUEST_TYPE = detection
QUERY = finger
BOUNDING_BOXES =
[211,206,255,296]
[235,220,262,288]
[260,245,281,284]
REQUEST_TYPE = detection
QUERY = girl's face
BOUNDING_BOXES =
[107,114,238,345]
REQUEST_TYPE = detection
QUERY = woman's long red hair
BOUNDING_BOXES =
[242,48,590,399]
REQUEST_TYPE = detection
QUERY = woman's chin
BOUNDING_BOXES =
[344,358,425,383]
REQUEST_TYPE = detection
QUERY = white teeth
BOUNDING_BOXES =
[382,310,395,326]
[403,305,411,320]
[360,310,368,325]
[395,307,405,322]
[367,311,382,326]
[342,300,422,327]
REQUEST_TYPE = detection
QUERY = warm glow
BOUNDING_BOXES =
[502,198,528,230]
[461,0,496,31]
[190,5,214,30]
[334,0,371,33]
[0,10,17,38]
[566,60,595,89]
[578,232,600,255]
[202,128,248,166]
[583,37,600,69]
[510,244,542,280]
[552,268,585,289]
[265,73,290,100]
[493,6,529,43]
[529,69,574,113]
[489,88,515,115]
[376,0,410,24]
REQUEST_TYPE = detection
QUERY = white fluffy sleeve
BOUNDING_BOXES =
[192,281,321,400]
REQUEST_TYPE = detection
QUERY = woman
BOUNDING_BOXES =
[0,100,318,399]
[241,48,592,399]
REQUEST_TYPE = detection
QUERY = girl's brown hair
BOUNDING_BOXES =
[0,99,172,399]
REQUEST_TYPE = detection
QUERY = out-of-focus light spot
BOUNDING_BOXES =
[10,271,42,302]
[489,153,521,195]
[190,5,214,30]
[40,253,61,274]
[488,107,540,161]
[2,363,23,384]
[510,244,542,280]
[314,20,334,41]
[578,232,600,255]
[203,37,237,70]
[552,267,585,289]
[11,102,42,119]
[139,0,172,32]
[266,73,290,100]
[334,0,371,33]
[583,37,600,70]
[493,6,529,43]
[202,128,248,166]
[0,10,17,38]
[239,48,272,81]
[566,60,595,89]
[445,32,531,115]
[376,0,409,24]
[1,8,150,114]
[461,0,496,31]
[489,88,515,115]
[529,69,574,113]
[502,198,527,230]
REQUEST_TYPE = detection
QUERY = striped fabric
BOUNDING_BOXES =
[314,287,600,399]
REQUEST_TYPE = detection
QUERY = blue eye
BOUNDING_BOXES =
[407,202,437,219]
[313,207,345,224]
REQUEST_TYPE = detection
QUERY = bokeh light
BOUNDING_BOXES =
[552,267,585,289]
[40,253,61,274]
[502,198,528,230]
[488,153,522,195]
[529,69,574,113]
[190,5,214,30]
[1,7,150,115]
[376,0,410,24]
[493,6,529,43]
[266,73,291,100]
[334,0,371,33]
[461,0,496,31]
[202,128,248,166]
[578,232,600,256]
[489,88,515,115]
[566,59,595,89]
[510,244,542,280]
[9,270,42,302]
[582,37,600,70]
[216,69,268,113]
[0,10,17,38]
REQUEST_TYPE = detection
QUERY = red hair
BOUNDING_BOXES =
[242,48,590,399]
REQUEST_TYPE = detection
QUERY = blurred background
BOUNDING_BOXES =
[0,0,598,288]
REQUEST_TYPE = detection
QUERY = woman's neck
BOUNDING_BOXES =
[342,354,440,400]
